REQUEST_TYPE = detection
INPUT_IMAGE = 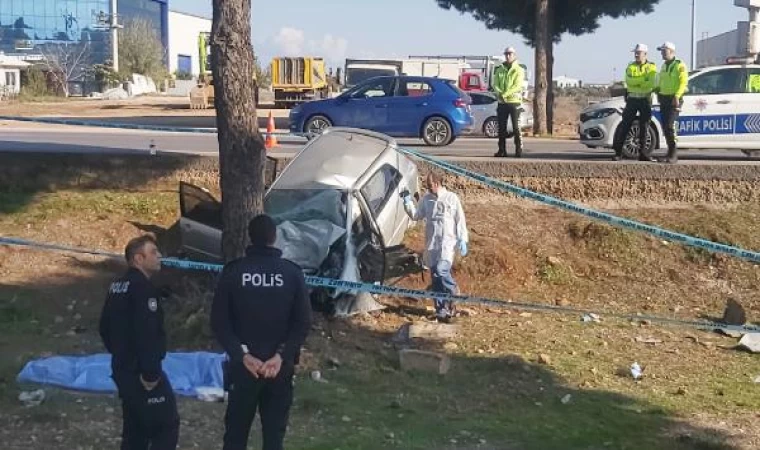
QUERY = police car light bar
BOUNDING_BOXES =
[725,55,758,64]
[733,0,760,8]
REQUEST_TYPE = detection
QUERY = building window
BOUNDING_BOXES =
[177,54,192,74]
[0,0,166,69]
[0,0,111,64]
[5,71,16,87]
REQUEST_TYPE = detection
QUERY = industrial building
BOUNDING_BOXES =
[0,0,209,94]
[696,0,759,68]
[0,1,168,64]
[697,22,753,68]
[167,10,211,78]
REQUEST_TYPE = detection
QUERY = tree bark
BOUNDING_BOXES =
[533,0,549,136]
[211,0,266,262]
[546,0,555,135]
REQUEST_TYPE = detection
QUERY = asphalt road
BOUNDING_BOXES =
[30,114,289,131]
[1,125,759,164]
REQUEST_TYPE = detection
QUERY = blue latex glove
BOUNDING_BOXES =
[457,240,468,257]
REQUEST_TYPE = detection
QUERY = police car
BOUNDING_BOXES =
[579,63,760,158]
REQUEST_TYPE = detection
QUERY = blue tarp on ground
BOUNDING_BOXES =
[16,352,226,397]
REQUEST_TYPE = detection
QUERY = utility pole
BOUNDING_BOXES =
[691,0,697,69]
[732,1,760,63]
[749,2,759,60]
[110,0,121,72]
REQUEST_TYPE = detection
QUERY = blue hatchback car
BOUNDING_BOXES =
[289,76,474,146]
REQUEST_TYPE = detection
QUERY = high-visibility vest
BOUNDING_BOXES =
[658,58,689,97]
[748,73,760,93]
[624,61,657,98]
[492,62,525,104]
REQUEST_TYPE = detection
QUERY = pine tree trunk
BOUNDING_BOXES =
[547,44,554,134]
[533,0,549,136]
[211,0,266,262]
[546,0,555,135]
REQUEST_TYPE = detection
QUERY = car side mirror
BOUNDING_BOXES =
[339,93,355,103]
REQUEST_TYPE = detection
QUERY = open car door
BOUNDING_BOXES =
[177,157,280,261]
[179,181,222,261]
[354,190,423,284]
[352,192,386,283]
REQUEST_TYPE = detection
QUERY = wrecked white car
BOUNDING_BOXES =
[178,127,423,315]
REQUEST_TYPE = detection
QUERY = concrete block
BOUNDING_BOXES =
[738,333,760,353]
[408,322,460,340]
[399,349,451,375]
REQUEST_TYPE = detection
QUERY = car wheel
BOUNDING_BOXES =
[483,117,499,138]
[304,115,332,137]
[621,120,656,159]
[422,117,453,146]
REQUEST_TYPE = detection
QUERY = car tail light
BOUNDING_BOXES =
[453,98,467,109]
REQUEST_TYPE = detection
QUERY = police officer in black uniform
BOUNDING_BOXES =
[211,214,312,450]
[99,235,179,450]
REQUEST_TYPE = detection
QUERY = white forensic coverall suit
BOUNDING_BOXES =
[403,186,468,316]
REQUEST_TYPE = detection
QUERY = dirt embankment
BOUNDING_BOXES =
[2,151,760,449]
[2,152,759,204]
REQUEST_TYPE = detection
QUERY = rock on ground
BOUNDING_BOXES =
[722,298,747,326]
[738,333,760,353]
[399,349,451,375]
[408,322,460,340]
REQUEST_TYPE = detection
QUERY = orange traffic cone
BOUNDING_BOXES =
[265,111,278,149]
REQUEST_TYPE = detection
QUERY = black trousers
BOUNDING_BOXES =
[113,371,179,450]
[613,97,652,159]
[658,94,681,155]
[223,362,295,450]
[497,102,523,155]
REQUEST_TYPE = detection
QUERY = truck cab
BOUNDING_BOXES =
[459,72,487,92]
[343,60,401,90]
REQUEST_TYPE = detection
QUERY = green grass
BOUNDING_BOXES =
[278,356,736,450]
[0,291,40,334]
[1,191,758,448]
[537,260,574,285]
[624,206,760,262]
[0,190,177,224]
[0,290,41,398]
[567,221,644,266]
[0,303,37,331]
[0,192,36,215]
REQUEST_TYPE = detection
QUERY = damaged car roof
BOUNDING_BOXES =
[178,127,422,298]
[270,128,399,191]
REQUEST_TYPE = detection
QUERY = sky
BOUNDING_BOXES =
[174,0,748,84]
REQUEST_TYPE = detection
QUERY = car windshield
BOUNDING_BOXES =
[345,68,396,88]
[264,189,349,272]
[264,189,347,228]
